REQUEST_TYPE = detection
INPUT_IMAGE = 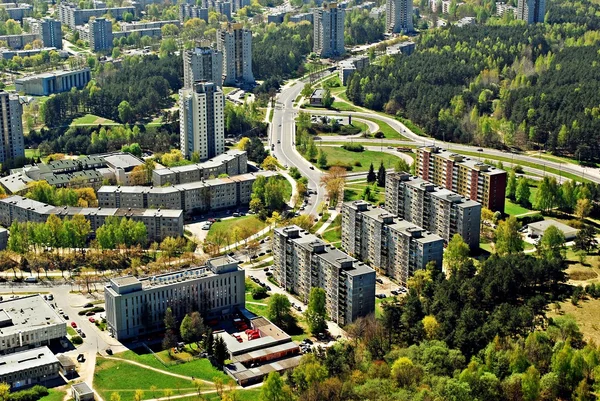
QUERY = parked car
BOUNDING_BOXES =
[390,290,399,296]
[88,317,95,323]
[105,349,113,355]
[266,272,272,277]
[85,311,95,316]
[233,212,240,217]
[83,303,93,308]
[202,224,211,230]
[63,314,69,320]
[80,332,86,338]
[376,278,384,284]
[303,338,313,345]
[71,322,77,328]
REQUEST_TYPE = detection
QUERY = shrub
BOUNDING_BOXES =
[354,161,362,167]
[71,336,83,345]
[9,386,49,401]
[374,132,385,138]
[252,286,268,300]
[341,143,364,152]
[78,306,105,316]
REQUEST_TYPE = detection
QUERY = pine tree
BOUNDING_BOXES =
[377,162,386,187]
[367,163,376,183]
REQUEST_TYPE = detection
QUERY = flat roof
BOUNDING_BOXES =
[0,346,59,376]
[72,382,94,396]
[102,153,144,169]
[153,150,246,176]
[528,219,579,234]
[225,355,303,382]
[0,172,32,193]
[418,146,506,176]
[0,295,64,337]
[1,195,56,214]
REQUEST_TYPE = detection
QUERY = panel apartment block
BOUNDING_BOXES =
[385,172,481,249]
[517,0,545,23]
[0,295,66,354]
[98,171,274,214]
[179,4,209,22]
[105,256,245,340]
[341,201,444,284]
[153,149,247,186]
[90,17,113,52]
[184,47,223,89]
[314,2,345,58]
[0,195,183,242]
[58,3,135,28]
[273,225,375,326]
[415,146,507,213]
[179,82,225,160]
[217,23,254,86]
[35,18,63,49]
[0,91,24,163]
[15,68,91,96]
[386,0,413,33]
[0,33,37,50]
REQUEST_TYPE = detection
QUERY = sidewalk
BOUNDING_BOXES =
[316,210,339,236]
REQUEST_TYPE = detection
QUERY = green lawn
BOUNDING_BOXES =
[504,199,533,216]
[67,326,77,336]
[25,148,40,159]
[316,147,401,172]
[94,357,198,401]
[360,118,408,140]
[71,114,117,126]
[38,389,67,401]
[321,215,341,244]
[344,180,385,204]
[331,101,361,112]
[207,215,267,244]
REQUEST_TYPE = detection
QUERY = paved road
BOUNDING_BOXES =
[271,80,326,217]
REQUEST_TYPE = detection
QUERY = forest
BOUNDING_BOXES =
[346,0,600,163]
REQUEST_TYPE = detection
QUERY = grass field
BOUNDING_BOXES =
[245,278,271,316]
[321,215,341,245]
[362,118,408,140]
[207,215,267,244]
[94,357,197,401]
[38,389,67,401]
[317,147,401,172]
[67,326,77,336]
[331,101,361,112]
[25,148,40,159]
[71,114,117,126]
[344,180,385,204]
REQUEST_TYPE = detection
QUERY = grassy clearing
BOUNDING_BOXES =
[207,216,267,243]
[548,300,600,344]
[344,180,385,204]
[71,114,117,126]
[38,389,67,401]
[94,357,197,401]
[362,118,408,140]
[505,199,536,216]
[317,147,401,172]
[321,215,341,245]
[331,101,361,112]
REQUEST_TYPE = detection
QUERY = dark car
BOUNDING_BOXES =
[83,303,93,308]
[303,338,313,345]
[105,349,113,355]
[376,278,384,284]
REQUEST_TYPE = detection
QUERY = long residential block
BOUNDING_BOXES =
[15,68,91,96]
[105,256,245,340]
[58,3,135,27]
[273,225,375,326]
[99,171,274,213]
[0,195,183,242]
[416,146,507,213]
[0,295,66,355]
[385,172,481,249]
[152,150,247,186]
[342,201,444,284]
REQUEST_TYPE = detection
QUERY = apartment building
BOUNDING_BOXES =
[496,1,518,17]
[0,3,32,20]
[152,149,247,186]
[58,3,135,28]
[289,12,313,23]
[105,256,245,340]
[338,55,369,85]
[0,347,60,389]
[0,47,65,61]
[0,91,24,163]
[232,0,250,12]
[179,82,225,161]
[342,201,444,284]
[273,225,375,326]
[386,0,413,33]
[183,47,223,89]
[206,0,232,19]
[517,0,545,23]
[217,23,254,86]
[98,171,274,214]
[0,195,183,242]
[89,18,113,52]
[314,2,345,58]
[0,295,67,354]
[0,33,37,50]
[121,20,180,32]
[385,172,481,249]
[33,18,63,49]
[179,4,209,22]
[15,68,91,96]
[415,146,507,213]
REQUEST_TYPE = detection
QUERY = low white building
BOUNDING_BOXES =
[527,219,579,241]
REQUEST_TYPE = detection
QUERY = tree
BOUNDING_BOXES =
[322,88,334,108]
[395,158,410,173]
[377,162,386,187]
[516,177,531,207]
[422,315,440,340]
[110,393,121,401]
[575,198,592,220]
[118,100,134,124]
[320,166,347,204]
[317,149,328,169]
[444,234,470,273]
[391,357,422,388]
[507,170,517,200]
[238,137,250,151]
[573,225,597,253]
[534,176,561,213]
[267,294,293,328]
[494,216,524,256]
[164,307,177,331]
[306,138,318,161]
[260,372,292,401]
[367,163,376,183]
[537,225,566,262]
[306,287,327,334]
[261,155,279,171]
[213,335,228,367]
[0,382,10,401]
[133,390,144,401]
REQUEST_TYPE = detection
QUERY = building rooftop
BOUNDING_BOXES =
[0,295,64,338]
[1,195,56,214]
[72,383,94,396]
[0,171,32,193]
[0,346,59,376]
[418,146,506,176]
[102,153,144,170]
[153,150,246,177]
[527,219,579,236]
[15,68,90,84]
[311,89,324,99]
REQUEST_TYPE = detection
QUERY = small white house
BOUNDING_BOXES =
[527,219,579,241]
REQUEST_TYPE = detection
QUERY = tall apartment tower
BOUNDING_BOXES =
[517,0,545,23]
[183,47,223,89]
[314,2,345,58]
[0,91,25,163]
[90,17,113,52]
[415,146,507,213]
[273,225,375,326]
[341,201,444,285]
[179,82,225,161]
[386,0,413,33]
[385,172,481,250]
[216,23,254,86]
[36,18,63,49]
